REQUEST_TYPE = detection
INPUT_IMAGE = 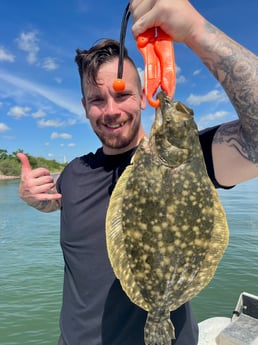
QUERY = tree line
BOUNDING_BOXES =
[0,149,67,176]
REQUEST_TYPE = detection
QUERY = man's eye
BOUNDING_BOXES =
[89,97,103,104]
[116,92,131,101]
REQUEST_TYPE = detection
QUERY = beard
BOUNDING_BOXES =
[94,115,142,152]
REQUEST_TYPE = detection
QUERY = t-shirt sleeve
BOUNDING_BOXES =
[56,171,62,193]
[199,125,234,190]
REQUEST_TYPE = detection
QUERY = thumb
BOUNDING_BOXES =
[17,153,32,173]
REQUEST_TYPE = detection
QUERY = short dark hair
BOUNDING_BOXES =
[75,39,140,97]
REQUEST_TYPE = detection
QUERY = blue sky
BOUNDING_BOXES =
[0,1,257,163]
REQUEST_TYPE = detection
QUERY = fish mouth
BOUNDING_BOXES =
[156,91,174,123]
[158,91,172,106]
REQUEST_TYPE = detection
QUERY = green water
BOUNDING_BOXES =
[0,178,258,344]
[0,179,63,345]
[192,180,258,319]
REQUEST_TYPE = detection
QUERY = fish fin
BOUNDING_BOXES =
[144,313,175,345]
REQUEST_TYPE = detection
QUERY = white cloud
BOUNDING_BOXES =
[7,105,30,119]
[41,57,59,71]
[67,118,78,125]
[38,119,65,128]
[177,75,186,84]
[197,110,231,130]
[16,31,40,64]
[51,132,72,139]
[0,122,10,132]
[0,70,83,117]
[2,135,15,140]
[68,143,76,147]
[32,109,46,118]
[187,90,228,106]
[193,69,202,76]
[0,47,15,62]
[176,65,181,74]
[200,111,230,122]
[54,77,63,84]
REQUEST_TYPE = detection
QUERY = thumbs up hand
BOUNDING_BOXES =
[17,153,62,211]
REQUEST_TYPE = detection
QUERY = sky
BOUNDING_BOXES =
[0,1,257,163]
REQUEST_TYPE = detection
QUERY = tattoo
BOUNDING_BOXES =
[30,199,60,213]
[202,21,258,163]
[214,122,258,164]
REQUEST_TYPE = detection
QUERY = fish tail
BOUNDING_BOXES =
[144,313,175,345]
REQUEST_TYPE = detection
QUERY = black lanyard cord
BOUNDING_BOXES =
[117,3,131,79]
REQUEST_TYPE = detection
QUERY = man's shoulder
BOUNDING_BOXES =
[65,148,103,169]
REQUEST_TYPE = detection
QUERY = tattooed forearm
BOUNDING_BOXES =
[194,20,258,163]
[201,21,257,107]
[214,121,258,164]
[29,199,61,213]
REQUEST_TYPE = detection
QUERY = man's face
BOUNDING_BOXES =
[82,58,146,155]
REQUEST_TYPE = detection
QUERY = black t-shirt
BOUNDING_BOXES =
[56,125,228,345]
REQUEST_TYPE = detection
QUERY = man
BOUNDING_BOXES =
[17,1,258,344]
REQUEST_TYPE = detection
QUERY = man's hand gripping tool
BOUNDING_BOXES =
[113,3,176,108]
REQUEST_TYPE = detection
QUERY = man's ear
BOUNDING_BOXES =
[81,97,89,118]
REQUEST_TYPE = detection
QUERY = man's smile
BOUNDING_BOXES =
[103,121,126,130]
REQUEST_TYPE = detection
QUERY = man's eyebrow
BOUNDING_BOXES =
[86,93,101,101]
[115,89,134,95]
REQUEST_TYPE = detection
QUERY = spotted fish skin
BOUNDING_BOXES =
[106,92,229,345]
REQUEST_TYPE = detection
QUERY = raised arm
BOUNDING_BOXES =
[17,153,62,212]
[130,0,258,186]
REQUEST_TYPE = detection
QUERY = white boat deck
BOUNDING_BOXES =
[198,292,258,345]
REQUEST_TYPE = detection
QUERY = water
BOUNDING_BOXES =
[0,178,258,344]
[192,179,258,320]
[0,179,63,345]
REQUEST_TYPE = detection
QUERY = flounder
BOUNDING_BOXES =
[106,92,229,345]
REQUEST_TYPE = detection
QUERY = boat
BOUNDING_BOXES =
[198,292,258,345]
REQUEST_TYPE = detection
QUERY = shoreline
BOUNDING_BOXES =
[0,172,60,180]
[0,175,20,180]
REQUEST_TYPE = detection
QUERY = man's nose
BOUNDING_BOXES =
[104,97,119,114]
